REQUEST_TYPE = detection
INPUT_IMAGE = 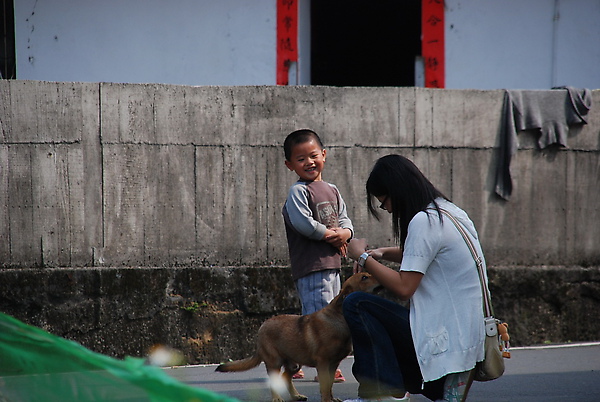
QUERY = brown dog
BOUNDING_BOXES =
[216,272,381,402]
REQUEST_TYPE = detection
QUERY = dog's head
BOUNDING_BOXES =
[339,272,382,298]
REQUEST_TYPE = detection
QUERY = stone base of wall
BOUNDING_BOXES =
[489,266,600,346]
[1,266,598,365]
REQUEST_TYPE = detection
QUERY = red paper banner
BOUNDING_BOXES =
[276,0,298,85]
[422,0,445,88]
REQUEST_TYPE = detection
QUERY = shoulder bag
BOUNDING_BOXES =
[439,208,510,382]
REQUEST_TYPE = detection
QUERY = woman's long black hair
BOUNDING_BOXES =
[366,154,449,246]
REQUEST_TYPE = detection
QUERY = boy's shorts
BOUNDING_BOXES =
[295,269,341,315]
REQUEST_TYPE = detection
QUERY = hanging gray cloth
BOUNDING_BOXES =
[494,87,592,200]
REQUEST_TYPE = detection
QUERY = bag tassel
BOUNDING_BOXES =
[498,322,511,358]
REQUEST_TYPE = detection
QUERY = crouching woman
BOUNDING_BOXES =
[343,154,487,402]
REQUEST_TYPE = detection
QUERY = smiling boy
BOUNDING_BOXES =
[282,129,354,382]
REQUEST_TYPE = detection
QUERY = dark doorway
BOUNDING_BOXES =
[311,0,421,87]
[1,0,16,79]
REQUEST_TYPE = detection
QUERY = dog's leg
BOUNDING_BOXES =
[315,362,339,402]
[282,363,308,401]
[265,365,288,402]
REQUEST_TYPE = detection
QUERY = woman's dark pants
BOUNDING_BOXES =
[342,292,444,400]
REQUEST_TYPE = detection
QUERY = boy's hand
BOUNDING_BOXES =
[339,243,348,257]
[324,228,351,249]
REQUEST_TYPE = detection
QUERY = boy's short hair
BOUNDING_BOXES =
[284,129,324,161]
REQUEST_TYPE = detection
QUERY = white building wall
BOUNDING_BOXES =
[15,0,276,86]
[13,0,600,89]
[445,0,600,90]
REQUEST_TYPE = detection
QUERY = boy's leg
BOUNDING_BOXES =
[294,269,343,381]
[295,269,341,315]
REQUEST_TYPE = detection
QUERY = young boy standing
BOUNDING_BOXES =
[282,129,354,382]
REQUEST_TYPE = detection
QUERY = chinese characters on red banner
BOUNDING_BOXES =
[277,0,298,85]
[422,0,445,88]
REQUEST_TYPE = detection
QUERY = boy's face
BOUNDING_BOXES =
[285,139,327,182]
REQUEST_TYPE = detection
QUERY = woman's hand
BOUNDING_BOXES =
[368,246,403,263]
[367,247,384,261]
[348,238,368,261]
[349,240,385,273]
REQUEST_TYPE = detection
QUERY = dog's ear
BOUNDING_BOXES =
[339,283,354,298]
[331,281,354,309]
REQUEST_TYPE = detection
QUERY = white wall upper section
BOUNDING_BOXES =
[13,0,600,89]
[445,0,600,90]
[15,0,276,85]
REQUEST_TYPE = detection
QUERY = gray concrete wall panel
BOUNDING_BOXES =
[102,144,149,265]
[5,144,38,266]
[573,90,600,150]
[0,81,100,268]
[2,81,85,144]
[195,146,227,264]
[568,152,600,264]
[321,87,405,147]
[430,89,504,148]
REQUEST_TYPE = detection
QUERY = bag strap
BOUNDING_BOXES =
[437,208,495,318]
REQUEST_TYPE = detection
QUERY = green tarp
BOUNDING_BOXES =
[0,312,239,402]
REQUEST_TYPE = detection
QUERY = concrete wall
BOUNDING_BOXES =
[1,81,599,362]
[0,266,302,364]
[0,265,598,365]
[2,81,599,268]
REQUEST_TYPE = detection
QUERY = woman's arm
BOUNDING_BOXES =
[369,246,403,263]
[348,238,422,300]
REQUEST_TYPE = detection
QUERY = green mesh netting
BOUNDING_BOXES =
[0,312,239,402]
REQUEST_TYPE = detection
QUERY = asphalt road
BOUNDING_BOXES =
[165,343,600,402]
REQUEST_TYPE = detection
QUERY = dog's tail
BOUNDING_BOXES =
[215,354,262,372]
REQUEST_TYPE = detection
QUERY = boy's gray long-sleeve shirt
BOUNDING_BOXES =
[282,180,353,280]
